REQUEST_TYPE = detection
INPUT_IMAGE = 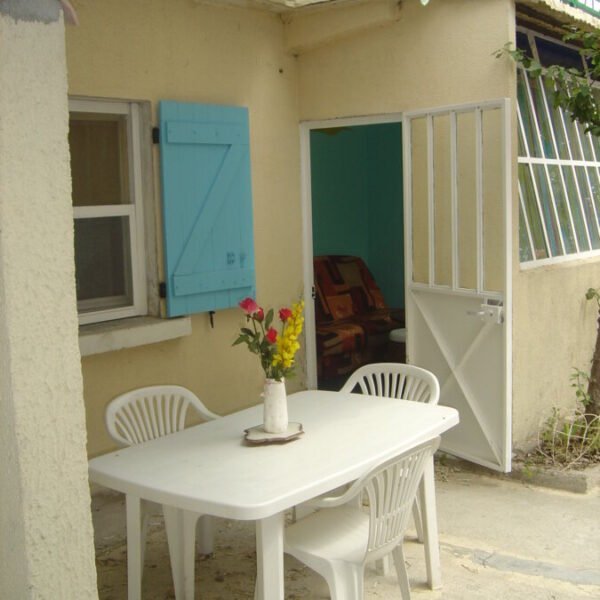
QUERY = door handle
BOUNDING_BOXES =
[467,304,504,324]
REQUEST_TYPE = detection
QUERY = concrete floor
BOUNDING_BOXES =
[92,465,600,599]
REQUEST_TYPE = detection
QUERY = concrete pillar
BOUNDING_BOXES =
[0,2,98,598]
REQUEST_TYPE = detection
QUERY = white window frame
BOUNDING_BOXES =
[517,27,600,269]
[70,98,148,324]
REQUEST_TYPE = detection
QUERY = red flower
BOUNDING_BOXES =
[254,307,265,322]
[239,297,258,315]
[279,307,292,322]
[266,327,278,344]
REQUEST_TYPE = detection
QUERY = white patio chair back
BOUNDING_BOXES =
[104,384,219,595]
[284,437,440,600]
[341,363,440,406]
[363,439,435,563]
[105,384,219,447]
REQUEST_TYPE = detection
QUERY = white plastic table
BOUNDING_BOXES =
[89,389,459,600]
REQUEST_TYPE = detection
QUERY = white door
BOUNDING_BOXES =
[403,100,512,472]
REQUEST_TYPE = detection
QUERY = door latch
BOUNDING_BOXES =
[467,301,504,324]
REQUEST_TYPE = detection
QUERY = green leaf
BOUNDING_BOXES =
[265,308,274,329]
[233,335,249,346]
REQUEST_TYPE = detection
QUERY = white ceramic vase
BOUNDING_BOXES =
[262,378,288,434]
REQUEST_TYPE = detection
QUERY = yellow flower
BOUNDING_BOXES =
[271,300,304,377]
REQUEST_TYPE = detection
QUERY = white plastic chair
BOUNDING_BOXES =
[340,363,440,583]
[284,437,441,600]
[105,385,220,594]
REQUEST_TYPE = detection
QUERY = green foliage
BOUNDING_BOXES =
[536,406,600,468]
[534,367,600,468]
[571,367,591,407]
[585,286,600,309]
[496,27,600,136]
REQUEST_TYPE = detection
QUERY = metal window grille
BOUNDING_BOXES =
[517,30,600,267]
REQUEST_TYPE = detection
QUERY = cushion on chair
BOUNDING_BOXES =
[314,255,403,379]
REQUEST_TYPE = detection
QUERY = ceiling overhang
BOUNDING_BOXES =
[517,0,600,30]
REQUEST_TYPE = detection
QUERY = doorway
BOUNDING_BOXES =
[301,100,512,472]
[300,116,405,391]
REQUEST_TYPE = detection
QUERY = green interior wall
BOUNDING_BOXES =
[310,122,404,308]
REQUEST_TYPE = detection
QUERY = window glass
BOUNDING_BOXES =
[588,167,600,220]
[74,216,133,312]
[575,166,600,248]
[517,116,527,157]
[532,164,563,256]
[517,27,600,265]
[563,113,583,160]
[70,113,130,206]
[517,71,541,157]
[529,77,555,158]
[542,78,569,159]
[518,201,534,262]
[516,31,533,58]
[562,166,593,251]
[537,37,585,70]
[578,123,596,161]
[519,164,549,259]
[547,165,576,254]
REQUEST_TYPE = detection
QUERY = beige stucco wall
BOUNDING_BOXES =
[66,0,304,457]
[512,260,600,446]
[296,0,515,119]
[0,6,97,598]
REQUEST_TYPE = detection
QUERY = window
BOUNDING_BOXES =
[517,29,600,266]
[69,99,148,324]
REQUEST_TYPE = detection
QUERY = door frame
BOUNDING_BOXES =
[299,113,404,389]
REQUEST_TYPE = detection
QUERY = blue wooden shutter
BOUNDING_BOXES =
[159,101,255,317]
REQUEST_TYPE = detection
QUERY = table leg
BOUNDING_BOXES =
[163,507,199,599]
[125,494,143,600]
[255,513,285,600]
[419,456,441,589]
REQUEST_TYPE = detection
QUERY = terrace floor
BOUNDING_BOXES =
[92,462,600,599]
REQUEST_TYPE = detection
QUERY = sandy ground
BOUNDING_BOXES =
[92,466,600,599]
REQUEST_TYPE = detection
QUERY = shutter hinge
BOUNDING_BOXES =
[152,127,160,144]
[159,282,166,298]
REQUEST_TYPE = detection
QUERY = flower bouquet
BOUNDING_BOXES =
[233,297,305,382]
[234,297,304,433]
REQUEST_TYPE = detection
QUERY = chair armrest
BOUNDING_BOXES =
[305,480,363,509]
[197,406,221,421]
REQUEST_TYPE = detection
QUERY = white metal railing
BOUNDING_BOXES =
[561,0,600,18]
